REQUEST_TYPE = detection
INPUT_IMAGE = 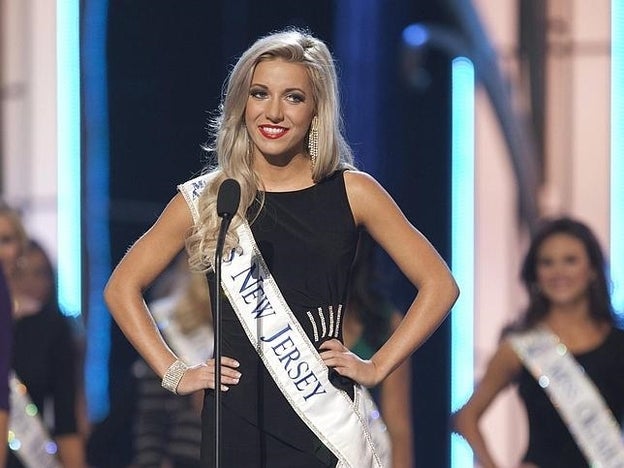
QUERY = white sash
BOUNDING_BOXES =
[509,327,624,467]
[220,222,384,467]
[8,372,61,468]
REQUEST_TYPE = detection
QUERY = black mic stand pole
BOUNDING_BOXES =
[212,177,240,468]
[213,214,231,468]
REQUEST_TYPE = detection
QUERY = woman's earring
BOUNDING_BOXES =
[308,116,319,170]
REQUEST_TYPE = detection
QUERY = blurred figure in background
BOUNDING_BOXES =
[344,231,414,468]
[131,254,213,468]
[454,217,624,468]
[9,238,87,468]
[0,202,27,466]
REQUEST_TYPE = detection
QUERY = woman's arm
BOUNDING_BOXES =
[322,171,459,386]
[104,193,191,378]
[452,340,522,468]
[104,193,240,395]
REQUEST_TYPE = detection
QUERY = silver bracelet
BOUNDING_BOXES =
[161,360,188,394]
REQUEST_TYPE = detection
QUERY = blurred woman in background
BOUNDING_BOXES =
[454,217,624,467]
[9,236,86,468]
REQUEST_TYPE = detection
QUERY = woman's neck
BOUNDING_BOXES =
[254,154,314,192]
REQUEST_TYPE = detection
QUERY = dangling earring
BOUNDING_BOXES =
[307,116,319,170]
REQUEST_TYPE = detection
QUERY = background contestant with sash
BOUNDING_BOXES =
[105,28,459,467]
[454,217,624,468]
[0,205,87,468]
[10,239,87,468]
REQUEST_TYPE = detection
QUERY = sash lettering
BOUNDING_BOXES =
[261,325,327,401]
[231,262,275,318]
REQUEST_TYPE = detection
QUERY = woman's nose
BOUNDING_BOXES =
[266,98,283,122]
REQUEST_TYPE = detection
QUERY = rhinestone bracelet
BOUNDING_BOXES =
[161,360,188,394]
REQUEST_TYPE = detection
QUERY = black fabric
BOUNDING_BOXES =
[518,326,624,467]
[201,171,358,467]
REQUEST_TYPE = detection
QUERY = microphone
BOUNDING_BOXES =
[213,177,240,468]
[217,178,241,219]
[215,178,241,254]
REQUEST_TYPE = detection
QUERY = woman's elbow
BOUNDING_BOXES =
[103,273,129,314]
[452,279,460,302]
[444,274,460,309]
[103,275,118,307]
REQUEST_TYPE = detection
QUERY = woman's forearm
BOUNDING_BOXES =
[104,284,179,378]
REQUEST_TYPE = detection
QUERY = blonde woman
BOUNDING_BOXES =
[105,28,458,467]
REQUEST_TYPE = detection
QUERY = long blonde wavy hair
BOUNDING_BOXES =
[186,28,355,272]
[174,271,212,334]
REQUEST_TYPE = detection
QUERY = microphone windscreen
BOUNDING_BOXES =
[216,178,241,217]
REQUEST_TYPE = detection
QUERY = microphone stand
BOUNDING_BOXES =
[213,214,232,468]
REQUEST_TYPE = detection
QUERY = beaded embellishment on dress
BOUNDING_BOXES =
[306,304,343,343]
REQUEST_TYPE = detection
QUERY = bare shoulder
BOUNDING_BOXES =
[343,169,385,195]
[161,191,194,226]
[343,170,397,227]
[137,192,194,250]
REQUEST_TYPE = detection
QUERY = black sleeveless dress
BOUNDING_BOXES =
[518,326,624,467]
[201,171,359,467]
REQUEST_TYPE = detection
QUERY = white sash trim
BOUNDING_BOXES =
[360,387,392,467]
[8,372,61,468]
[220,222,383,467]
[509,327,624,467]
[177,172,217,224]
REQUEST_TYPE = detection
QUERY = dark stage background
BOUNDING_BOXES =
[84,1,464,466]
